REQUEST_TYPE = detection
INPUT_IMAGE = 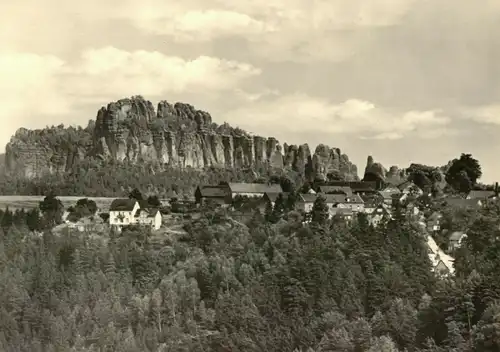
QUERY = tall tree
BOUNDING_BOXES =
[311,195,329,226]
[445,154,482,192]
[39,194,64,227]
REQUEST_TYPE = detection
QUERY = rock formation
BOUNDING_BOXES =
[5,96,359,181]
[363,156,407,185]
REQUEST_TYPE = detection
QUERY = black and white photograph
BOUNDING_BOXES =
[0,0,499,351]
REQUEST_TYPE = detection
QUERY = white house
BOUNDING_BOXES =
[135,208,162,230]
[109,199,140,227]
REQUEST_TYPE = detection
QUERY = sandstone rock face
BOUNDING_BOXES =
[5,96,359,181]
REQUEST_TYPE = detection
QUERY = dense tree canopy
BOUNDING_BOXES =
[0,192,498,351]
[445,154,482,193]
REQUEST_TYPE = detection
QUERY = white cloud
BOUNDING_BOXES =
[66,47,260,100]
[0,48,260,147]
[222,93,452,139]
[462,105,500,125]
[100,0,418,62]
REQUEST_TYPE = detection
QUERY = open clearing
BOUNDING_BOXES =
[0,196,116,210]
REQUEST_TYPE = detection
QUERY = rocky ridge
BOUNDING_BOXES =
[5,96,359,181]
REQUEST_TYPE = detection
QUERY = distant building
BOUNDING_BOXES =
[318,185,353,196]
[331,208,354,222]
[444,197,483,209]
[221,182,283,199]
[448,231,467,251]
[320,181,377,195]
[466,190,497,201]
[427,211,442,232]
[135,208,162,230]
[368,204,392,227]
[194,186,232,206]
[109,199,162,230]
[109,199,140,227]
[378,186,401,205]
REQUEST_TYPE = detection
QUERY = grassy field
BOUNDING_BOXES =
[0,196,116,211]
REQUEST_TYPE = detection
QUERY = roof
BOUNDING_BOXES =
[197,186,229,198]
[135,208,160,218]
[426,235,454,274]
[319,186,353,196]
[324,194,348,204]
[449,231,466,241]
[324,181,377,192]
[396,180,415,191]
[331,208,354,216]
[346,194,364,204]
[378,190,401,200]
[297,193,362,205]
[226,182,283,194]
[110,199,138,211]
[264,192,290,202]
[467,190,496,200]
[445,197,481,208]
[299,194,318,203]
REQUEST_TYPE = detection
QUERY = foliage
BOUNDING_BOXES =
[445,154,482,193]
[0,182,500,351]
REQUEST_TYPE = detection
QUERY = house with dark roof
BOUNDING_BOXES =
[448,231,467,252]
[109,199,140,227]
[466,190,497,201]
[195,185,232,206]
[427,211,442,232]
[378,186,401,205]
[368,204,392,227]
[296,193,365,218]
[135,208,162,230]
[263,192,290,206]
[320,181,377,195]
[318,185,353,196]
[444,197,483,209]
[331,207,355,222]
[222,182,283,198]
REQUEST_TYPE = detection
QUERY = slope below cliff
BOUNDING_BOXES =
[5,96,359,182]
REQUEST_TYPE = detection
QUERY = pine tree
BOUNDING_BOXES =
[264,200,274,223]
[311,195,329,226]
[271,194,286,223]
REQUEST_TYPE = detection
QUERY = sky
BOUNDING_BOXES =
[1,0,499,182]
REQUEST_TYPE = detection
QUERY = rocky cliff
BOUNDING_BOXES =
[363,155,448,192]
[5,96,359,181]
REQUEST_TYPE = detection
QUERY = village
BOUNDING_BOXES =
[56,178,498,278]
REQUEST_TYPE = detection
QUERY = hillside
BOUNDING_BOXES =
[4,95,358,182]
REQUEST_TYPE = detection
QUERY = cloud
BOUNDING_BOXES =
[461,105,500,125]
[102,0,418,62]
[0,48,260,146]
[66,47,260,100]
[222,93,452,140]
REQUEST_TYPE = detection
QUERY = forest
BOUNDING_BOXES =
[1,193,500,352]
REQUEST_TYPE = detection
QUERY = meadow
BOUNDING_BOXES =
[0,195,116,210]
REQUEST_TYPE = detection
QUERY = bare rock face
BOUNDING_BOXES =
[363,155,388,183]
[311,144,358,181]
[5,95,359,180]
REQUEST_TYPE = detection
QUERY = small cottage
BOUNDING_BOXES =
[368,204,392,227]
[109,199,140,227]
[378,186,401,205]
[318,185,353,196]
[427,211,442,232]
[195,185,232,206]
[223,182,283,199]
[448,231,467,251]
[135,208,162,230]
